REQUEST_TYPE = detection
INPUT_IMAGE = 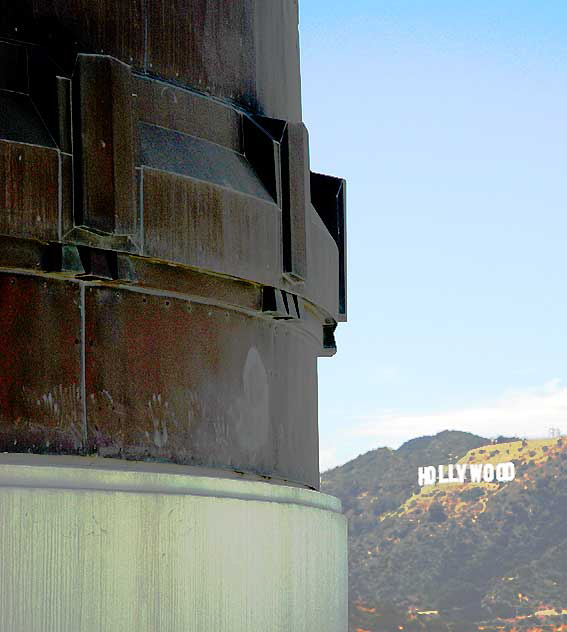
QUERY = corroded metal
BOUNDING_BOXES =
[0,0,346,490]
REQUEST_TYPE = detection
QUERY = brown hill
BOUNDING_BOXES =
[321,432,567,632]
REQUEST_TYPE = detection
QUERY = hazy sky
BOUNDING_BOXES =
[298,1,567,469]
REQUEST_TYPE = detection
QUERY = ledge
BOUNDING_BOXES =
[0,453,342,513]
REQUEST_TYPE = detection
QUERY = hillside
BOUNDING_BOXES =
[321,431,567,632]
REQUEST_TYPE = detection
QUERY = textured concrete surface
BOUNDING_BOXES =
[0,455,348,632]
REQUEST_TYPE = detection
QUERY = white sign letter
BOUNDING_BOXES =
[470,463,483,483]
[496,462,515,482]
[455,463,467,483]
[483,464,495,482]
[438,465,449,484]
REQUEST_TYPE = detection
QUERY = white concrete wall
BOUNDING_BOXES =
[0,455,347,632]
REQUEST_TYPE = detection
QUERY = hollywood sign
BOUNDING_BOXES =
[418,462,516,486]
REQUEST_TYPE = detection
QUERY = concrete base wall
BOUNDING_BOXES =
[0,455,347,632]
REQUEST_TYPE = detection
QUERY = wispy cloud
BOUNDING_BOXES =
[320,380,567,470]
[350,379,567,449]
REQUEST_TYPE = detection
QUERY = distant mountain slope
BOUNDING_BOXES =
[321,431,567,632]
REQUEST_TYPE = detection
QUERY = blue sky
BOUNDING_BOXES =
[298,1,567,469]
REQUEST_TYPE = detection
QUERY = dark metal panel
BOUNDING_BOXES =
[28,47,71,150]
[56,77,73,154]
[141,168,281,286]
[30,0,145,72]
[84,285,319,487]
[262,287,302,320]
[0,41,28,93]
[0,0,303,121]
[146,0,257,110]
[242,116,282,205]
[127,256,263,313]
[0,1,35,45]
[73,55,136,236]
[0,0,346,489]
[254,0,302,122]
[311,173,347,320]
[272,323,320,487]
[134,78,242,152]
[0,140,59,241]
[282,122,309,282]
[0,92,55,147]
[60,152,74,238]
[85,288,261,469]
[0,273,84,453]
[0,235,45,270]
[139,123,272,202]
[304,209,340,321]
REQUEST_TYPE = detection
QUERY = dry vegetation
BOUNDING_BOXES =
[322,433,567,632]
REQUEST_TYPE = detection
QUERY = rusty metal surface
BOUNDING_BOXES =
[0,0,302,122]
[0,0,347,491]
[146,0,256,109]
[73,55,137,235]
[28,0,145,72]
[0,273,83,453]
[127,256,264,313]
[84,285,319,487]
[0,235,45,270]
[0,140,59,241]
[0,253,323,485]
[0,237,266,313]
[135,77,242,152]
[56,77,73,154]
[141,168,281,285]
[0,37,343,319]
